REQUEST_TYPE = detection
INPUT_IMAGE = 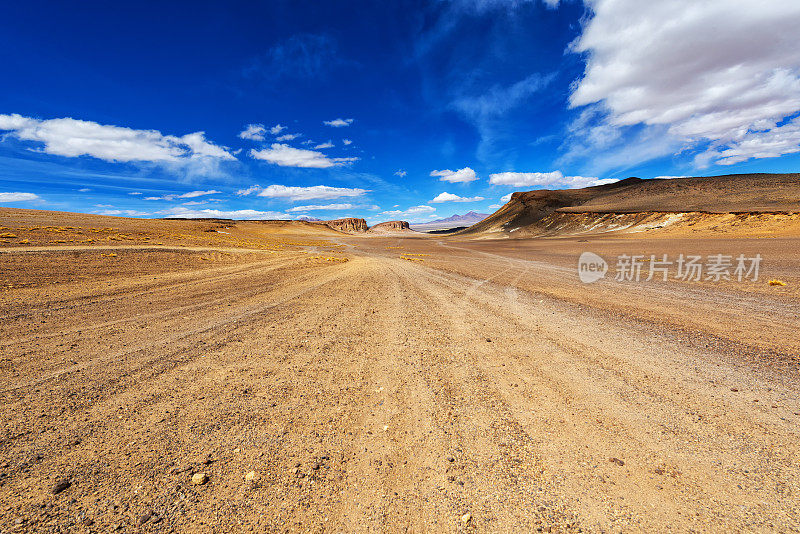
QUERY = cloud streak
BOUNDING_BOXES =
[489,170,617,188]
[324,118,354,127]
[236,184,369,201]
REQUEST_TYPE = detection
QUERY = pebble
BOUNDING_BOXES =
[192,472,209,485]
[52,479,71,494]
[609,457,625,466]
[245,471,258,483]
[462,512,472,524]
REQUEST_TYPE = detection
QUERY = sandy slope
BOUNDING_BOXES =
[1,230,799,532]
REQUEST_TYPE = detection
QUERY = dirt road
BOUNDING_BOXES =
[1,238,799,532]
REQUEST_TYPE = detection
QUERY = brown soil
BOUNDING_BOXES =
[1,209,799,532]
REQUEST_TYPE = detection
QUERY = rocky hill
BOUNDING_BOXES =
[459,173,800,237]
[367,221,412,233]
[323,218,369,234]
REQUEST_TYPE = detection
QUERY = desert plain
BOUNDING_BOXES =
[0,203,799,533]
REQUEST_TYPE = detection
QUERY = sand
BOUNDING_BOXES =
[0,208,799,532]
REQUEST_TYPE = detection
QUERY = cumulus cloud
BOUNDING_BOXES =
[236,184,369,201]
[287,203,354,212]
[430,167,477,183]
[500,193,513,203]
[0,192,40,202]
[342,139,353,145]
[0,114,235,164]
[162,207,289,220]
[324,118,354,127]
[250,144,358,168]
[269,124,287,135]
[489,171,616,188]
[239,124,266,141]
[569,0,800,167]
[394,169,407,177]
[430,192,485,203]
[144,190,222,201]
[314,141,334,149]
[276,133,301,141]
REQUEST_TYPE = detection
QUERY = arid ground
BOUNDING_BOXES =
[1,209,799,532]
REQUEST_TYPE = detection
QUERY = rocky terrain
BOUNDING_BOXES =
[461,173,800,237]
[0,206,798,532]
[321,218,369,234]
[367,221,411,233]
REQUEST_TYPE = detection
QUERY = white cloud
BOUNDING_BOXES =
[161,207,289,220]
[239,124,266,141]
[589,178,620,187]
[287,203,355,212]
[0,114,235,164]
[269,124,287,135]
[143,190,222,201]
[500,193,513,203]
[0,192,40,202]
[324,118,354,127]
[488,203,502,209]
[342,138,353,145]
[569,0,800,167]
[489,171,562,187]
[128,191,142,195]
[314,141,334,149]
[236,184,369,201]
[489,171,616,189]
[430,167,477,183]
[430,192,485,203]
[276,133,301,141]
[235,185,262,196]
[97,209,150,216]
[379,205,436,221]
[702,115,800,165]
[394,169,407,177]
[250,144,359,168]
[78,187,91,192]
[181,190,221,198]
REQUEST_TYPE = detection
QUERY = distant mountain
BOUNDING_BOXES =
[410,211,490,232]
[426,211,489,225]
[296,216,322,222]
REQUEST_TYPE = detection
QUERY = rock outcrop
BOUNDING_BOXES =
[324,218,368,234]
[368,220,411,233]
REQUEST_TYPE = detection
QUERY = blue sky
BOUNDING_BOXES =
[2,0,800,222]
